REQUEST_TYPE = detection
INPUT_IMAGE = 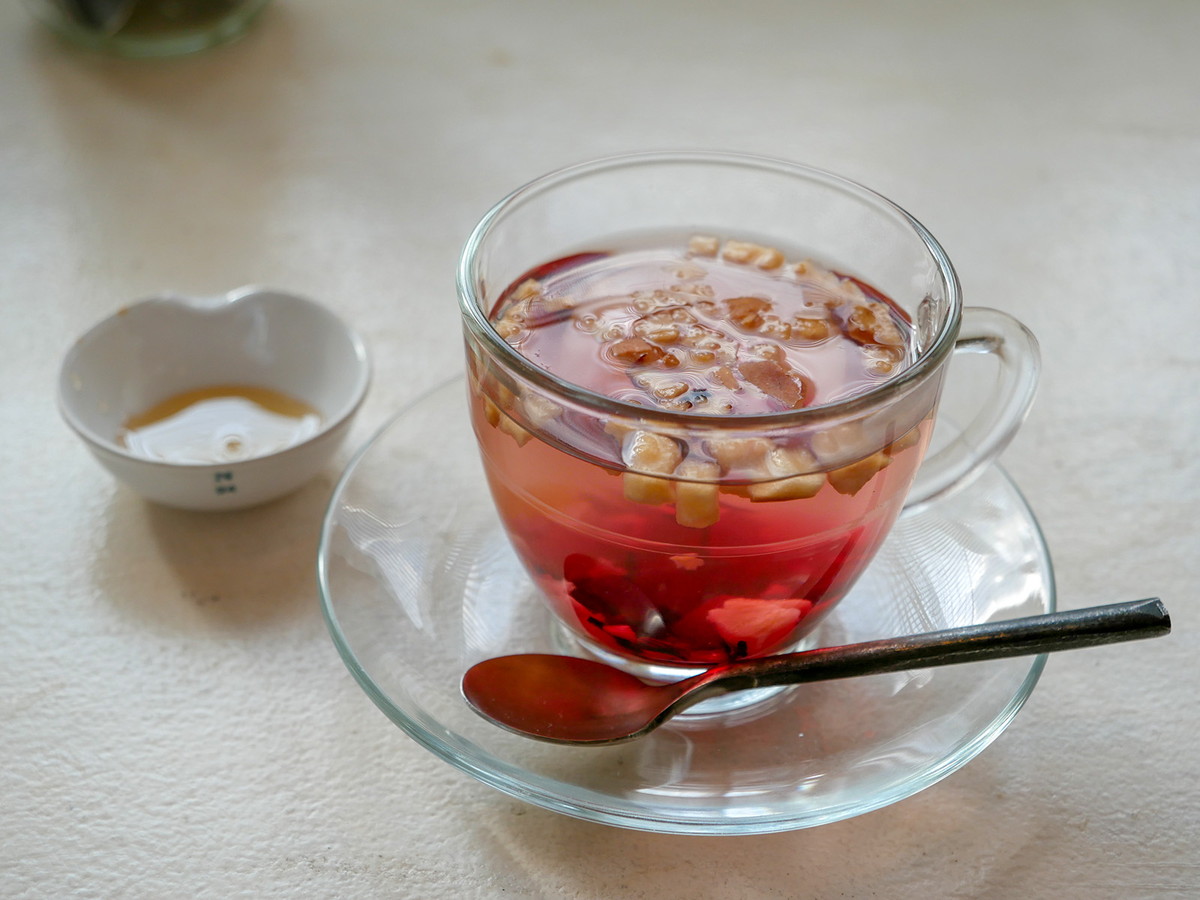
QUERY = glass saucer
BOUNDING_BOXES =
[317,377,1055,835]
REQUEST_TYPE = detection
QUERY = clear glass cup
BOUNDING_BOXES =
[25,0,270,58]
[457,151,1039,679]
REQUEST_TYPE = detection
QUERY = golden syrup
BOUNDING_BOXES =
[119,385,322,463]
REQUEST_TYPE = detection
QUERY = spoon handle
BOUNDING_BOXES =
[708,598,1170,693]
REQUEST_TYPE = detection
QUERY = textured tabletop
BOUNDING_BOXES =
[3,1,1197,897]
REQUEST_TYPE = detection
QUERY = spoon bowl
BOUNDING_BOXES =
[463,598,1170,745]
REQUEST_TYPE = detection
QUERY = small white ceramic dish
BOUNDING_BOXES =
[59,287,370,511]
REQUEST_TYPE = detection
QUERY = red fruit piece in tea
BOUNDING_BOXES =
[564,553,664,639]
[705,597,815,659]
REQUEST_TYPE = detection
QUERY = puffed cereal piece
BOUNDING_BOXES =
[519,393,562,428]
[482,396,502,428]
[621,430,683,505]
[724,296,772,331]
[792,258,843,292]
[708,436,773,473]
[810,422,891,493]
[712,365,739,391]
[603,419,636,441]
[494,319,523,340]
[722,240,784,269]
[827,451,892,496]
[810,422,870,466]
[512,279,542,302]
[674,460,721,529]
[498,416,531,446]
[610,337,669,366]
[845,299,905,347]
[481,384,532,447]
[747,446,826,502]
[886,423,923,455]
[792,316,832,342]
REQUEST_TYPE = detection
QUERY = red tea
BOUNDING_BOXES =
[469,235,932,666]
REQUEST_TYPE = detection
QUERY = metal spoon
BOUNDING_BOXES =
[462,598,1170,745]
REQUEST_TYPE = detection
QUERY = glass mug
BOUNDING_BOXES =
[458,152,1039,678]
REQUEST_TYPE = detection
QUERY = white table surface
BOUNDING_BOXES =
[4,1,1198,896]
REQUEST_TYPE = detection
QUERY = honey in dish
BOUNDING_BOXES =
[119,385,322,464]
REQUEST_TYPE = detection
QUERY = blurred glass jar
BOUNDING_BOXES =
[25,0,271,58]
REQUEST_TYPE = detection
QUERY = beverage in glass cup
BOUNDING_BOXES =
[458,153,1038,677]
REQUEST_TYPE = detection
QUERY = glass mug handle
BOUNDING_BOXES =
[905,307,1041,512]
